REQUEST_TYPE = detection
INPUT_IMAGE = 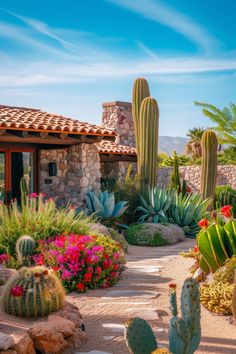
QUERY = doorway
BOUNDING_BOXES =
[0,148,37,203]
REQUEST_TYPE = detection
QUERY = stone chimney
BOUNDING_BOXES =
[102,101,135,147]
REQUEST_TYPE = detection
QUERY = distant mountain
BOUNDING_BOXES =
[159,136,188,155]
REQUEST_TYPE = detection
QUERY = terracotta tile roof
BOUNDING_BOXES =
[96,140,136,155]
[0,105,116,137]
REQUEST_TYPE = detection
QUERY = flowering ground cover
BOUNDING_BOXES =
[34,234,125,292]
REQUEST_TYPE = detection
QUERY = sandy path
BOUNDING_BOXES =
[75,239,236,354]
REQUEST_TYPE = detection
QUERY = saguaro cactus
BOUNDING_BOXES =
[200,130,218,203]
[139,97,159,193]
[169,278,201,354]
[132,78,150,163]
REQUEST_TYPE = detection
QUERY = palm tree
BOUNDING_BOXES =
[185,127,205,158]
[194,101,236,145]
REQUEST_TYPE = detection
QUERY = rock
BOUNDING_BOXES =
[11,332,36,354]
[48,315,75,337]
[28,322,67,353]
[0,350,17,354]
[0,333,14,351]
[67,328,87,349]
[55,303,84,330]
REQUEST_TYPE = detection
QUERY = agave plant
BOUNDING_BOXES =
[85,190,128,219]
[137,187,174,223]
[167,193,211,237]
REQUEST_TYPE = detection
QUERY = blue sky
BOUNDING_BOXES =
[0,0,235,137]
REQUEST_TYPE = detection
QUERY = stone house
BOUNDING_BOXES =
[0,101,136,205]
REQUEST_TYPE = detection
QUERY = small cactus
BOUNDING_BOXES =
[169,278,201,354]
[125,317,158,354]
[3,266,65,318]
[16,235,35,265]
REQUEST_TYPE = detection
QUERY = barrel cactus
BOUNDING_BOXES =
[3,266,65,318]
[200,130,218,206]
[16,235,35,265]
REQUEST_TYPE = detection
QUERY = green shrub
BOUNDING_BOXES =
[214,185,236,217]
[107,227,129,253]
[126,223,185,247]
[0,194,95,257]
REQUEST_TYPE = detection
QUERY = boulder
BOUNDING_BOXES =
[28,322,67,353]
[0,333,14,351]
[48,315,75,337]
[55,303,84,330]
[11,332,36,354]
[0,350,17,354]
[66,328,87,352]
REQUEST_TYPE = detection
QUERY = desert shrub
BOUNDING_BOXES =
[126,223,185,247]
[107,227,129,253]
[214,185,236,217]
[101,177,117,192]
[36,234,125,292]
[0,194,95,257]
[89,223,128,253]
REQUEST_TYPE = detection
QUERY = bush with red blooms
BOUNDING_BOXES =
[0,253,10,265]
[34,234,125,292]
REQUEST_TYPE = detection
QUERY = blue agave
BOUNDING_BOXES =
[85,190,128,219]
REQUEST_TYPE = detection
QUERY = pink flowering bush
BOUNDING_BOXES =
[35,234,125,292]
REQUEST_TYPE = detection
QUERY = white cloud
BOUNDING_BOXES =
[106,0,220,53]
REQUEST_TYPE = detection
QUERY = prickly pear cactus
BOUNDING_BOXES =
[125,317,158,354]
[3,266,65,318]
[16,235,35,265]
[169,279,201,354]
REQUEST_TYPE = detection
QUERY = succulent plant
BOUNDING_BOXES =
[169,151,181,191]
[200,130,218,206]
[169,278,201,354]
[167,192,210,238]
[200,257,236,315]
[16,235,35,265]
[124,279,201,354]
[3,266,65,318]
[125,317,158,354]
[132,78,150,168]
[197,221,236,273]
[137,187,174,223]
[139,97,159,194]
[85,190,128,219]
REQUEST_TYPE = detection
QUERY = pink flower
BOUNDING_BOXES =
[33,254,44,265]
[0,253,10,264]
[61,270,72,280]
[28,193,38,198]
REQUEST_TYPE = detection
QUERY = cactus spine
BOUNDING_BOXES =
[139,97,159,193]
[169,278,201,354]
[16,235,35,265]
[3,266,65,318]
[200,130,218,205]
[132,78,150,166]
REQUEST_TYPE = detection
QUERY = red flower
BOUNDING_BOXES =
[76,283,85,292]
[220,205,233,218]
[52,266,59,271]
[43,270,49,276]
[10,285,24,297]
[193,245,199,253]
[113,264,119,271]
[169,283,177,289]
[83,272,92,283]
[186,185,192,193]
[96,266,102,275]
[198,219,209,228]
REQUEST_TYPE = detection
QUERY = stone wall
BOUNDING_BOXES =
[39,143,101,205]
[102,101,135,147]
[101,161,137,181]
[158,165,236,190]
